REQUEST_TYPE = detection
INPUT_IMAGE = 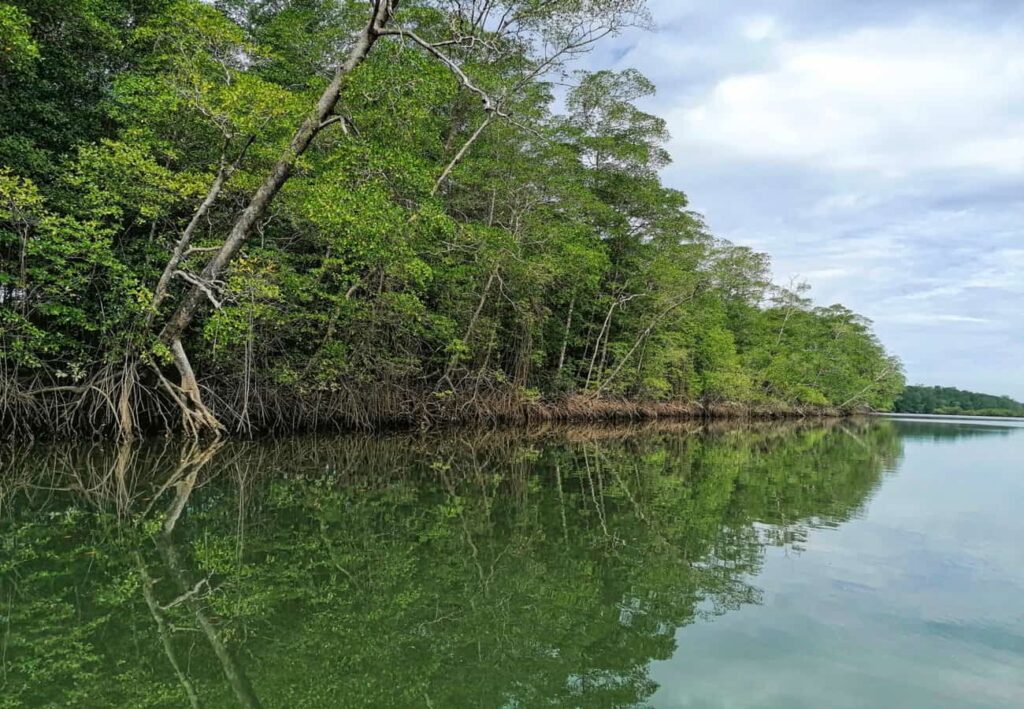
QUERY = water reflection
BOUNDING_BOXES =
[0,419,921,707]
[890,418,1022,442]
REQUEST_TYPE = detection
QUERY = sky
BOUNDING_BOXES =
[584,0,1024,399]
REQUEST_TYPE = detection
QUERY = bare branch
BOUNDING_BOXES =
[161,577,211,611]
[183,245,222,257]
[174,271,223,310]
[319,114,352,134]
[432,113,493,196]
[380,28,499,114]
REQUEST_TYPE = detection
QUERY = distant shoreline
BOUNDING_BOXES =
[878,412,1024,423]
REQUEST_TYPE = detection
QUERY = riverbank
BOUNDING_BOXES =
[2,380,853,440]
[879,412,1024,423]
[440,394,848,425]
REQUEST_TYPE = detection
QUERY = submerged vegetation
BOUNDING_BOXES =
[893,385,1024,418]
[0,0,904,438]
[0,420,901,706]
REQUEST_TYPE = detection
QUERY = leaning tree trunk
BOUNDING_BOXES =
[156,1,399,435]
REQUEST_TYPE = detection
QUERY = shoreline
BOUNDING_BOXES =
[877,412,1024,423]
[2,388,858,441]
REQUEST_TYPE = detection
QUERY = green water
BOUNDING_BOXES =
[1,418,1022,708]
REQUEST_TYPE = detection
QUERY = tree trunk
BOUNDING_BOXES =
[17,224,28,316]
[147,137,252,326]
[117,359,137,440]
[585,300,618,389]
[443,266,497,382]
[169,338,223,436]
[156,1,398,434]
[557,297,574,373]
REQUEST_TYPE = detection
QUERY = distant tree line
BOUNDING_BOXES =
[0,0,905,437]
[893,386,1024,418]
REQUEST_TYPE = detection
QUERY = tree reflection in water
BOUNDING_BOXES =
[1,420,902,707]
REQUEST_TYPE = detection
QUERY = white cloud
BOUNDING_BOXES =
[800,267,851,282]
[902,248,1024,301]
[672,21,1024,175]
[810,191,880,216]
[877,313,998,325]
[740,15,778,42]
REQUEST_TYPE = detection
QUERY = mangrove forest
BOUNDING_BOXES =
[0,0,905,438]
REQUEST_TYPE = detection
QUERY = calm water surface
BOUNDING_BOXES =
[1,418,1022,707]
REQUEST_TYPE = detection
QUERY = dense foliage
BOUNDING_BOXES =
[894,385,1024,417]
[1,421,900,706]
[0,0,904,437]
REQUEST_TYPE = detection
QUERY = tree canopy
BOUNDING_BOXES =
[0,0,904,437]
